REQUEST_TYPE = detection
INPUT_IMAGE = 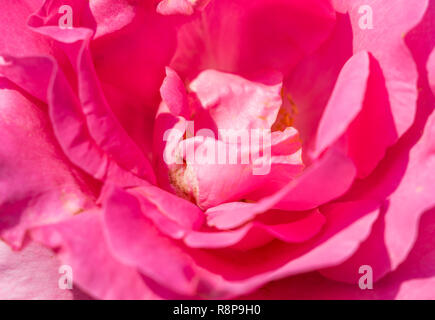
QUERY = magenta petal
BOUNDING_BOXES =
[186,200,380,298]
[428,48,435,96]
[0,80,93,248]
[185,209,325,249]
[285,13,353,157]
[241,207,435,300]
[79,40,156,184]
[0,55,150,187]
[170,0,336,80]
[258,210,326,243]
[323,108,435,284]
[184,225,268,250]
[313,51,370,157]
[27,10,156,184]
[78,39,156,184]
[345,55,398,178]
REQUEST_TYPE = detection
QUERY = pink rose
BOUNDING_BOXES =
[0,0,434,299]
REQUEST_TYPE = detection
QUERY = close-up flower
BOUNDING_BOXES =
[0,0,434,300]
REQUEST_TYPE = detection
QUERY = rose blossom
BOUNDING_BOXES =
[0,0,434,299]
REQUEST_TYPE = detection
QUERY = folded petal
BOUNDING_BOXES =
[28,5,156,184]
[0,55,149,187]
[206,147,356,229]
[0,80,93,248]
[185,209,325,249]
[322,104,435,283]
[241,207,435,300]
[343,0,428,137]
[285,13,353,160]
[103,185,203,296]
[345,56,397,177]
[130,184,205,232]
[32,210,163,299]
[313,51,370,157]
[189,70,283,131]
[185,200,380,298]
[184,128,303,209]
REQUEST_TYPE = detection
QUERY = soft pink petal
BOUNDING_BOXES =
[155,68,304,208]
[157,0,195,15]
[153,111,188,192]
[90,0,137,39]
[160,67,191,118]
[189,69,283,131]
[0,240,78,300]
[184,128,303,209]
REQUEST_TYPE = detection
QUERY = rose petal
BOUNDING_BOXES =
[0,79,93,248]
[206,147,356,229]
[185,210,325,249]
[240,207,435,300]
[28,6,156,184]
[344,0,428,137]
[189,69,283,131]
[428,48,435,96]
[0,240,80,300]
[313,51,370,157]
[0,55,149,187]
[170,0,336,80]
[32,210,163,300]
[0,0,51,56]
